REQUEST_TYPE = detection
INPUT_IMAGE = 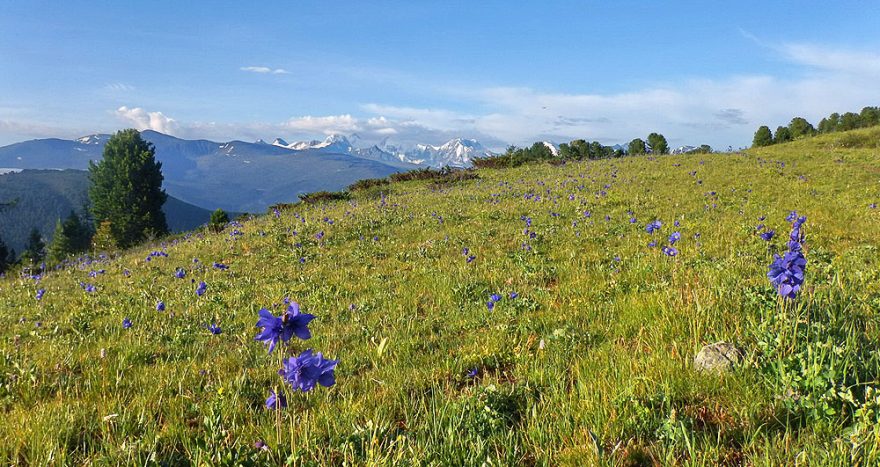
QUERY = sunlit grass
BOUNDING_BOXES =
[1,128,879,464]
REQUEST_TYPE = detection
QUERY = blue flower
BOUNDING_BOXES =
[156,301,165,312]
[207,323,222,335]
[668,232,681,244]
[662,246,678,257]
[254,303,315,353]
[466,368,479,378]
[213,262,229,271]
[759,230,775,241]
[509,292,518,299]
[36,289,45,301]
[489,294,502,302]
[195,281,207,297]
[265,389,287,409]
[174,268,186,279]
[278,349,338,392]
[645,220,662,234]
[486,301,495,311]
[768,251,806,299]
[466,255,476,263]
[122,317,132,329]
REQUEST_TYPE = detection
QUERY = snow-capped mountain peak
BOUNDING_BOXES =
[272,138,289,147]
[77,134,110,145]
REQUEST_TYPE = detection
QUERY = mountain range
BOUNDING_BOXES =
[0,131,496,212]
[0,169,237,254]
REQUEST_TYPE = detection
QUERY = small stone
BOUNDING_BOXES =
[694,342,742,373]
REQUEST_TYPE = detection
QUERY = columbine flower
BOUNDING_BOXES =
[662,246,678,257]
[122,317,132,329]
[254,303,315,353]
[265,389,287,410]
[278,349,338,392]
[156,301,165,311]
[196,281,207,297]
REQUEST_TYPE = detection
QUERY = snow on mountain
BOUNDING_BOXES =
[542,141,559,157]
[76,134,110,145]
[265,134,494,168]
[671,145,697,155]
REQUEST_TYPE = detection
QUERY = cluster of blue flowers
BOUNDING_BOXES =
[767,212,807,299]
[254,301,338,409]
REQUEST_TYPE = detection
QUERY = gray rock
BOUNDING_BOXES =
[694,342,742,373]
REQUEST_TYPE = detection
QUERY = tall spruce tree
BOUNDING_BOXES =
[89,129,168,249]
[0,234,8,273]
[21,228,45,265]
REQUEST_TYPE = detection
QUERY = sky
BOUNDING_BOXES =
[1,1,879,150]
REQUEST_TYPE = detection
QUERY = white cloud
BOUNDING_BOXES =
[104,82,135,92]
[779,43,880,77]
[115,106,179,135]
[240,66,290,75]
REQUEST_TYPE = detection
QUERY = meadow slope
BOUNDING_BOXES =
[1,128,879,465]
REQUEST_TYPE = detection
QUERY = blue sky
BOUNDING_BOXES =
[1,1,879,150]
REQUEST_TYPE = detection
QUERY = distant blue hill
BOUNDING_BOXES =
[0,169,237,255]
[0,130,405,212]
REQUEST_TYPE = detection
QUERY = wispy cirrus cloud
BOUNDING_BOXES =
[104,82,135,92]
[240,66,290,75]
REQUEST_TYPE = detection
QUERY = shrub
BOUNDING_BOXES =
[208,209,229,232]
[298,191,351,205]
[348,177,390,191]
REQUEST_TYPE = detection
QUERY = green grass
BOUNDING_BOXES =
[1,128,880,465]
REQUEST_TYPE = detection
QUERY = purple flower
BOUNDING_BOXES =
[645,220,662,234]
[759,230,775,241]
[662,246,678,257]
[668,232,681,244]
[265,389,287,409]
[509,292,518,299]
[254,303,315,353]
[466,255,476,263]
[278,349,338,392]
[490,294,502,302]
[122,317,132,329]
[196,281,207,297]
[207,323,222,335]
[466,368,479,378]
[486,301,495,311]
[674,220,681,227]
[213,262,229,271]
[648,240,657,248]
[156,301,165,312]
[36,289,45,301]
[174,268,186,279]
[768,215,807,299]
[786,211,798,222]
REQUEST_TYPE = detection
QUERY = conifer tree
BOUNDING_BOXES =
[89,129,168,249]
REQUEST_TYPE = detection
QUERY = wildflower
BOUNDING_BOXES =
[207,323,222,335]
[213,262,229,270]
[254,303,315,353]
[36,289,45,301]
[662,246,678,257]
[759,230,775,241]
[645,220,662,234]
[768,215,807,299]
[490,294,502,302]
[648,240,657,248]
[278,349,338,392]
[265,389,287,409]
[156,301,165,311]
[466,368,479,378]
[174,268,186,279]
[122,317,132,329]
[674,220,680,227]
[196,281,207,297]
[466,255,476,263]
[668,232,681,244]
[486,301,495,311]
[509,292,518,299]
[785,211,798,222]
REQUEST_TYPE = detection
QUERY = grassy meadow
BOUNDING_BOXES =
[1,128,880,465]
